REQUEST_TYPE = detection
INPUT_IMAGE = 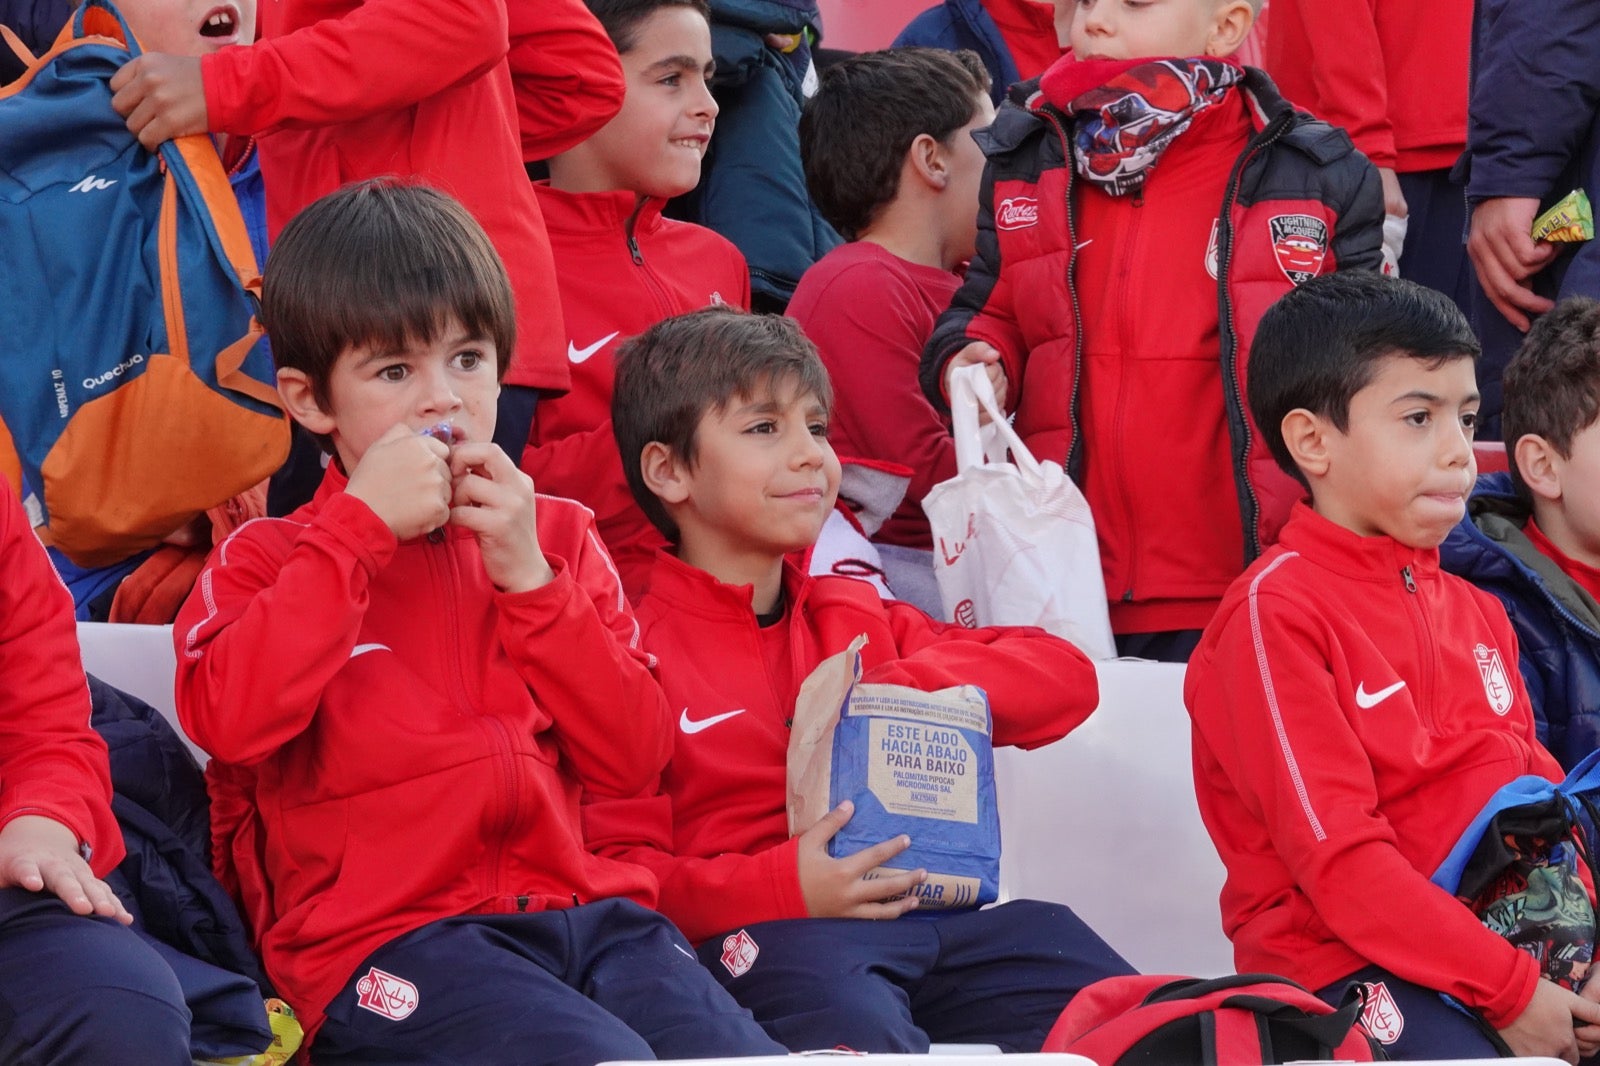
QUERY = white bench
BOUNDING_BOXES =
[75,623,1235,977]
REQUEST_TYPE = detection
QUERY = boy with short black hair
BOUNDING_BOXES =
[1187,271,1600,1062]
[1442,297,1600,769]
[174,181,783,1065]
[789,46,992,612]
[524,0,750,600]
[596,305,1133,1053]
[921,0,1384,661]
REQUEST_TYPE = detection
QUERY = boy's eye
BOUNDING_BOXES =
[809,422,829,437]
[1461,410,1479,434]
[746,420,777,435]
[455,349,484,371]
[660,73,681,87]
[1403,410,1430,427]
[379,364,408,383]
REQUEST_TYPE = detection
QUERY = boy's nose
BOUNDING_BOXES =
[419,368,463,415]
[691,77,719,121]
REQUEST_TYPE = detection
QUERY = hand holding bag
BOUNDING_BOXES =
[922,365,1116,659]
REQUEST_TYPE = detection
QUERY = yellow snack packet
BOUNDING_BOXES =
[1532,189,1594,242]
[204,999,305,1066]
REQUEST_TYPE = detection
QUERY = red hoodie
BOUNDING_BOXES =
[175,465,668,1045]
[522,185,750,598]
[1185,503,1559,1028]
[0,479,121,876]
[1265,0,1469,172]
[199,0,626,393]
[584,551,1098,944]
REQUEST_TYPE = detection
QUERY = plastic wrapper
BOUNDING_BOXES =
[1533,190,1594,243]
[787,634,1000,911]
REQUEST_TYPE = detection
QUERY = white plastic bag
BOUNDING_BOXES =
[922,365,1116,660]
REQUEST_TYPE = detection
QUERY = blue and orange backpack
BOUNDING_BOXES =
[0,0,288,568]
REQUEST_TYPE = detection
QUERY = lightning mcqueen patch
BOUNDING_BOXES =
[1269,214,1330,285]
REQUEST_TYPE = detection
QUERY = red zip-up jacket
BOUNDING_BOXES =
[583,551,1098,944]
[1265,0,1469,172]
[174,465,668,1045]
[922,66,1383,633]
[522,185,750,599]
[1185,503,1559,1028]
[0,479,121,876]
[199,0,625,393]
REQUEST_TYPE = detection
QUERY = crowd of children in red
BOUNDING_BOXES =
[7,0,1600,1063]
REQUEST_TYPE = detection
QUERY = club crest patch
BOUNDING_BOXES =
[996,196,1039,232]
[720,929,760,977]
[355,967,419,1021]
[1268,214,1329,285]
[1475,643,1514,716]
[1204,217,1220,280]
[1360,981,1404,1045]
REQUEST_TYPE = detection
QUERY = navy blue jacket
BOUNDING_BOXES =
[1465,0,1600,306]
[1439,473,1600,770]
[894,0,1017,104]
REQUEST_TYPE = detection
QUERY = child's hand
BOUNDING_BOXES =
[0,815,132,924]
[797,800,925,920]
[946,341,1010,418]
[1578,973,1600,1059]
[448,442,554,594]
[110,53,209,151]
[345,425,452,540]
[1498,978,1600,1064]
[1468,196,1558,331]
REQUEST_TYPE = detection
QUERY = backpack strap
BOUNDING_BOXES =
[0,25,35,66]
[1143,973,1311,1006]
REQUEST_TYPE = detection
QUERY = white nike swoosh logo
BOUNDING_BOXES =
[350,643,391,660]
[679,707,746,734]
[1354,679,1406,709]
[567,332,619,364]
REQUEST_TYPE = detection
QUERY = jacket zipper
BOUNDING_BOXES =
[625,199,676,320]
[1041,108,1086,482]
[1217,105,1294,562]
[1400,564,1438,730]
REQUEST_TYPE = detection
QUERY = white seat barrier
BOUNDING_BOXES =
[77,621,205,764]
[995,660,1234,979]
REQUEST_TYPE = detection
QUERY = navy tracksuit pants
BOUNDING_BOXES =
[1318,965,1505,1061]
[314,898,785,1066]
[696,898,1136,1053]
[0,887,191,1065]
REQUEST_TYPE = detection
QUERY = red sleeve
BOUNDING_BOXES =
[507,0,625,162]
[863,602,1099,750]
[583,791,807,944]
[1187,591,1540,1027]
[794,262,957,510]
[494,504,670,797]
[0,484,122,875]
[201,0,509,135]
[175,492,397,765]
[1263,0,1397,168]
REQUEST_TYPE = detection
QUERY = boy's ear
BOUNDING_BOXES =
[1205,0,1255,57]
[1514,433,1564,502]
[906,133,950,193]
[277,368,337,437]
[640,440,692,507]
[1281,408,1331,480]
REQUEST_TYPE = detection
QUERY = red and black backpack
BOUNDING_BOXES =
[1044,973,1384,1064]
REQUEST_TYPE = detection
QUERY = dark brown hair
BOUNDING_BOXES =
[1503,297,1600,501]
[800,47,990,240]
[612,306,832,541]
[586,0,712,52]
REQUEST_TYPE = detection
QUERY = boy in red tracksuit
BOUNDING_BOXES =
[173,182,783,1065]
[0,476,191,1064]
[524,0,750,600]
[789,46,993,615]
[593,306,1134,1053]
[109,0,625,404]
[1186,271,1600,1062]
[920,0,1384,661]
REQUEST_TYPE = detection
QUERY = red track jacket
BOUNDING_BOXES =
[1185,503,1560,1028]
[199,0,625,393]
[0,480,120,876]
[522,185,749,599]
[174,465,669,1044]
[584,552,1099,944]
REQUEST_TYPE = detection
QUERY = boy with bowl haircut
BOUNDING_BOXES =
[596,306,1133,1053]
[524,0,750,600]
[1442,297,1600,769]
[788,46,994,613]
[921,0,1384,660]
[173,181,783,1065]
[1186,271,1600,1062]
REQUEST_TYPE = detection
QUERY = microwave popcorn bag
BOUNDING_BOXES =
[787,635,1000,911]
